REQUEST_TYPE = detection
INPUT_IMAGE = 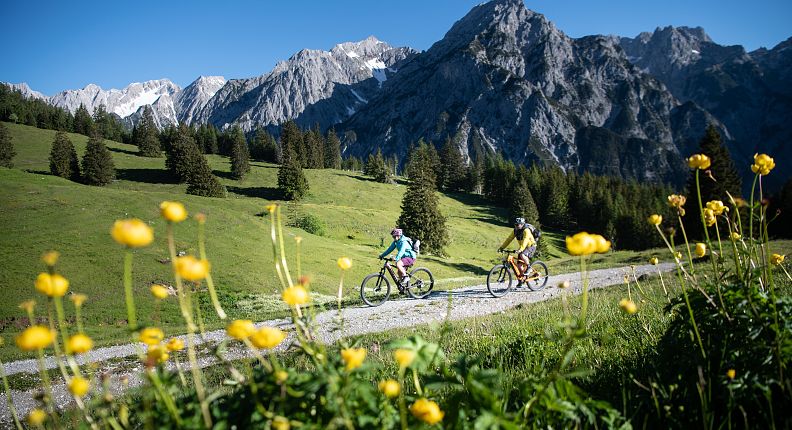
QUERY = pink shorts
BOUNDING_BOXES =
[399,257,415,267]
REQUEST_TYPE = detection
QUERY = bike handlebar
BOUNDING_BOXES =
[498,249,518,254]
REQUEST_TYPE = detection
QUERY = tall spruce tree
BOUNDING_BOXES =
[439,137,467,192]
[250,127,277,162]
[279,121,304,165]
[684,125,742,239]
[510,178,539,225]
[81,134,115,186]
[277,146,309,200]
[541,166,570,228]
[364,149,390,183]
[49,131,80,180]
[187,157,226,198]
[305,126,324,169]
[73,104,95,136]
[135,106,162,157]
[229,126,251,179]
[324,129,342,169]
[397,142,449,255]
[0,122,15,168]
[166,125,203,183]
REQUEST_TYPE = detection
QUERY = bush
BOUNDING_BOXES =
[292,213,325,236]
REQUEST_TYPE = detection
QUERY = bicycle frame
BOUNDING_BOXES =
[503,251,538,280]
[379,259,404,287]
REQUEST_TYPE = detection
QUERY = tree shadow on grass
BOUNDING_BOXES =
[24,169,52,176]
[116,168,179,184]
[227,185,282,200]
[108,147,140,156]
[212,170,235,180]
[422,257,489,276]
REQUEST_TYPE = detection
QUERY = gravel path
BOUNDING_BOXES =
[0,262,674,424]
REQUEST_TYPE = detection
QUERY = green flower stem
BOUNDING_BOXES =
[123,250,137,331]
[397,367,408,430]
[46,301,73,380]
[190,287,207,337]
[296,240,302,279]
[411,368,423,396]
[748,173,759,256]
[146,369,182,425]
[268,210,287,291]
[173,356,188,388]
[36,348,55,414]
[677,214,697,280]
[198,220,227,319]
[0,356,24,430]
[74,304,84,334]
[276,206,294,288]
[242,339,274,372]
[166,223,194,329]
[695,170,719,278]
[657,270,671,303]
[337,272,345,335]
[578,256,589,325]
[53,296,70,350]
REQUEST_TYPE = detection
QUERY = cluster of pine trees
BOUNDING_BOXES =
[47,130,116,186]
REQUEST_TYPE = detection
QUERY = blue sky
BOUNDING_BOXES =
[2,0,790,95]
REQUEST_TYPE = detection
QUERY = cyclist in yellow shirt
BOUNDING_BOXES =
[498,217,536,286]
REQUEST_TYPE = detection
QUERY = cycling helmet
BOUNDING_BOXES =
[514,217,525,225]
[390,228,403,237]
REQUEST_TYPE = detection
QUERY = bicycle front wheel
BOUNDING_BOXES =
[487,264,512,297]
[360,274,391,306]
[526,261,549,291]
[406,267,434,299]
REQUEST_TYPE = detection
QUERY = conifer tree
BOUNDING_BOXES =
[166,125,203,183]
[229,126,251,179]
[277,146,309,200]
[305,126,324,168]
[397,142,449,255]
[466,155,484,194]
[324,129,342,169]
[187,157,226,198]
[439,137,467,192]
[684,125,742,239]
[341,156,362,171]
[279,121,304,165]
[135,106,162,157]
[73,104,95,136]
[250,127,277,162]
[49,131,80,180]
[81,134,115,186]
[541,166,570,227]
[197,124,219,154]
[364,149,390,183]
[510,178,539,225]
[0,122,15,168]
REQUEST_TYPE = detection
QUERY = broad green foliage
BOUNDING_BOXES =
[81,134,115,186]
[48,131,80,181]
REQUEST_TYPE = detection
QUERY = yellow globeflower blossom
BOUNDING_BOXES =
[266,204,278,213]
[592,234,611,253]
[70,293,87,307]
[275,370,289,384]
[647,214,663,226]
[674,251,683,260]
[379,379,401,398]
[730,232,741,241]
[66,334,94,355]
[41,251,60,267]
[27,409,47,426]
[150,284,169,299]
[282,285,309,306]
[410,398,445,425]
[337,257,352,270]
[19,300,36,314]
[147,345,169,364]
[649,257,659,265]
[139,327,165,346]
[250,327,286,349]
[394,348,416,368]
[726,369,736,380]
[667,194,687,208]
[618,298,638,314]
[159,201,187,222]
[695,243,707,258]
[751,153,775,175]
[111,219,154,248]
[34,273,69,297]
[770,254,785,266]
[15,326,55,351]
[566,232,597,256]
[340,347,367,371]
[272,416,290,430]
[703,208,716,227]
[226,320,256,340]
[166,338,185,352]
[175,256,210,281]
[68,376,90,397]
[688,154,711,170]
[706,200,729,216]
[295,236,303,244]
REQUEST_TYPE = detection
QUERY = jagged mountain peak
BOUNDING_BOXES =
[3,82,47,100]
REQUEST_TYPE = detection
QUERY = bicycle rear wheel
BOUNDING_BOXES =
[526,261,549,291]
[406,267,434,299]
[487,264,512,297]
[360,274,391,306]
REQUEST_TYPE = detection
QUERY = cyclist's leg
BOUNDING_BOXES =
[396,259,406,279]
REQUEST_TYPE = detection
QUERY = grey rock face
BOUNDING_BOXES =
[48,79,182,119]
[3,82,47,100]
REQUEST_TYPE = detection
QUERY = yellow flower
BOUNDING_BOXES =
[619,298,638,314]
[379,379,401,398]
[250,327,286,349]
[226,320,256,340]
[688,154,711,170]
[706,200,728,216]
[68,376,90,397]
[27,409,47,426]
[674,251,683,260]
[751,153,775,175]
[282,285,309,306]
[726,369,736,380]
[139,327,164,346]
[166,338,185,352]
[266,204,278,213]
[695,243,707,258]
[703,208,716,227]
[146,344,169,363]
[410,398,444,425]
[15,326,54,351]
[275,370,289,384]
[272,416,290,430]
[111,219,154,248]
[647,214,663,226]
[175,256,210,281]
[69,293,87,307]
[66,334,94,355]
[150,284,169,299]
[337,257,352,270]
[41,251,60,267]
[730,232,741,241]
[770,254,785,266]
[557,280,570,289]
[194,213,207,224]
[159,201,188,222]
[649,257,659,265]
[295,236,303,244]
[19,300,35,314]
[340,347,367,371]
[34,273,69,297]
[566,232,597,256]
[667,194,687,208]
[592,234,611,253]
[394,348,416,368]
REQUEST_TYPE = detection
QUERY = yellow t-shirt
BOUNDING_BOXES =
[500,229,536,252]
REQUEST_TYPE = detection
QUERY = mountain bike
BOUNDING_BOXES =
[486,250,549,297]
[360,257,434,306]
